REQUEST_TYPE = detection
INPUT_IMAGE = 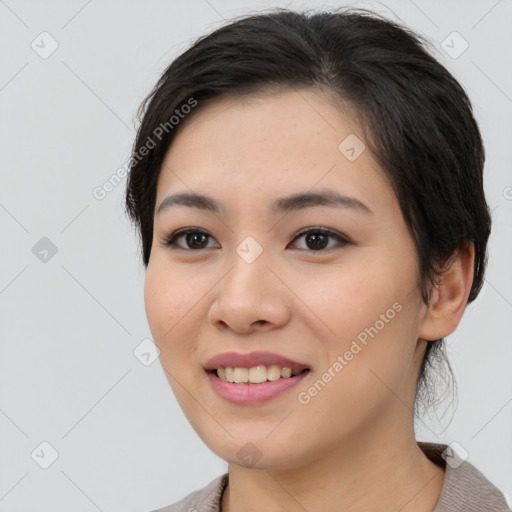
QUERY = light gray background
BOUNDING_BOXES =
[0,0,511,511]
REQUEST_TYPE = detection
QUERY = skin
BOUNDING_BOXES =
[144,88,475,511]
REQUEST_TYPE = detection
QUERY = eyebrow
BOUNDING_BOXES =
[156,189,373,216]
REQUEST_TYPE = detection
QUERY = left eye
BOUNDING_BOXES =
[289,227,348,251]
[161,227,349,251]
[162,228,219,250]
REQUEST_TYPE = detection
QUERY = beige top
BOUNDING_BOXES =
[152,443,511,512]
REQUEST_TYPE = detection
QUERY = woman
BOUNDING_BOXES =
[125,8,510,512]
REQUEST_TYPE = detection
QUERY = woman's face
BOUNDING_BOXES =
[145,88,430,469]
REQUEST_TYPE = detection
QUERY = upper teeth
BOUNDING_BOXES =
[216,365,299,383]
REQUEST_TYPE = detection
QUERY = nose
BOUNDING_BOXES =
[207,250,292,334]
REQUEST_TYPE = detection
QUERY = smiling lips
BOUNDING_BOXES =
[204,351,311,404]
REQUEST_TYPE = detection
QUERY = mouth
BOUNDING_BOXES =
[204,351,311,404]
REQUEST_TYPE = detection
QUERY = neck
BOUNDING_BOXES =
[221,412,444,512]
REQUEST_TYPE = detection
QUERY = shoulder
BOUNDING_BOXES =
[149,473,228,512]
[419,442,511,512]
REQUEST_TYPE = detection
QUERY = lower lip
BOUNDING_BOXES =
[207,370,310,404]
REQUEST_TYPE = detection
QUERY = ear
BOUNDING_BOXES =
[419,242,475,341]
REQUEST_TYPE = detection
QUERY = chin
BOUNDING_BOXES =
[198,431,314,471]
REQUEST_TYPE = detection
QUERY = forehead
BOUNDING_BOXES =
[156,88,392,214]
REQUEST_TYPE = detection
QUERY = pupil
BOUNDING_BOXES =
[307,233,327,250]
[187,233,207,248]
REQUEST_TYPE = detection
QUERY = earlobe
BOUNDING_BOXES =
[419,242,475,341]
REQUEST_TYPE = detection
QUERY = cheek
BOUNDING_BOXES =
[144,262,209,415]
[295,252,421,400]
[144,262,202,363]
[292,303,420,448]
[293,255,413,342]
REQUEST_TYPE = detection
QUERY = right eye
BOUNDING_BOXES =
[161,228,220,250]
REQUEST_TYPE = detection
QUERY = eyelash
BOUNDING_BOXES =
[161,226,350,252]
